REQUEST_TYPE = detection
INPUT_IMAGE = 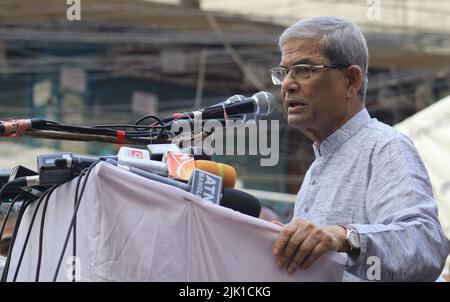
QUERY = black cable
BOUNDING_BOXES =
[35,185,59,282]
[71,173,85,282]
[156,127,168,143]
[41,123,117,136]
[52,162,97,282]
[90,124,166,130]
[124,128,170,135]
[125,132,161,138]
[41,122,165,139]
[12,186,57,282]
[134,115,164,129]
[4,117,172,140]
[1,197,36,282]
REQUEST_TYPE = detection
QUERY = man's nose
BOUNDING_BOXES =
[281,72,300,95]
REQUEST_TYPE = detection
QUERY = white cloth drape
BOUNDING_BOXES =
[8,162,345,281]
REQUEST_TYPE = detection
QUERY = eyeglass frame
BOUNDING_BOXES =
[270,63,350,85]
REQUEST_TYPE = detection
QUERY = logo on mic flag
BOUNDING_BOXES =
[131,150,144,159]
[166,151,195,181]
[189,169,222,204]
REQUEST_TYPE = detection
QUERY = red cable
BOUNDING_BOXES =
[115,130,126,145]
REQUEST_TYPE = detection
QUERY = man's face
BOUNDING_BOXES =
[280,39,350,138]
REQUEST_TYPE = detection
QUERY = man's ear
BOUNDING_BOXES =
[345,65,363,99]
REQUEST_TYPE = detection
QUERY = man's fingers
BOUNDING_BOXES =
[280,227,308,262]
[286,235,318,273]
[300,242,328,270]
[273,221,343,273]
[272,221,297,256]
[271,220,284,227]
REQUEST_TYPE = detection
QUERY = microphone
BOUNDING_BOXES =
[118,147,169,176]
[118,146,196,181]
[106,159,223,204]
[106,158,189,191]
[160,95,246,125]
[220,188,261,218]
[209,94,257,123]
[118,147,236,188]
[203,91,275,121]
[146,144,212,161]
[194,160,236,189]
[147,144,180,160]
[163,91,276,124]
[147,144,211,161]
[105,159,257,215]
[206,94,246,109]
[28,154,256,216]
[33,154,223,204]
[34,148,232,189]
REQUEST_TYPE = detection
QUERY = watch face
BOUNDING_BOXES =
[348,231,360,249]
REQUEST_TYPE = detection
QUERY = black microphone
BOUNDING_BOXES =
[207,94,257,123]
[163,91,276,124]
[220,188,261,218]
[160,95,245,124]
[206,94,246,109]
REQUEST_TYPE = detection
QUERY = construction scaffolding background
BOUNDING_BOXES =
[1,0,449,221]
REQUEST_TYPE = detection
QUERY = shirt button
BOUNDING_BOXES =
[305,206,309,213]
[311,180,317,185]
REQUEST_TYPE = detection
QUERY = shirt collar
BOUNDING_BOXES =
[313,108,371,158]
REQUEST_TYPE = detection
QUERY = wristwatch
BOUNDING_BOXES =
[339,224,361,251]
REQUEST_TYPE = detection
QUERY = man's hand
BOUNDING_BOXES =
[272,218,349,273]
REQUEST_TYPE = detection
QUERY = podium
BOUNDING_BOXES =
[7,162,345,281]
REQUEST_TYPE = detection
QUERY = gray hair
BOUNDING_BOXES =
[279,16,369,102]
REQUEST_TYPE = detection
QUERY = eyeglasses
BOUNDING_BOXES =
[270,63,349,85]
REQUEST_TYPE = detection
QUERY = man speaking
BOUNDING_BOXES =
[271,16,450,281]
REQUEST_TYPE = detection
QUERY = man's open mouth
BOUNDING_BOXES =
[287,100,308,112]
